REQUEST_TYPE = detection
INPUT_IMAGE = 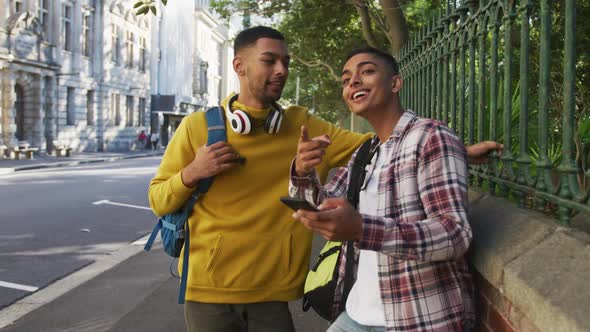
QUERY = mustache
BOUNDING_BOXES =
[268,79,286,86]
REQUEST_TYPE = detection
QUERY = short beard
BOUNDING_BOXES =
[252,83,281,106]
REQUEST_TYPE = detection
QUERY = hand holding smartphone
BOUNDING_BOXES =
[280,196,319,212]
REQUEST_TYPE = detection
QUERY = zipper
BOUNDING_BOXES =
[311,246,340,272]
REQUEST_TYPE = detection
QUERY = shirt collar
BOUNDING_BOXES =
[392,110,416,138]
[374,109,416,145]
[232,100,271,120]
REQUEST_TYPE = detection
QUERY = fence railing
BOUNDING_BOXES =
[399,0,588,224]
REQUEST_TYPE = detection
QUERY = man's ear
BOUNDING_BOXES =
[391,75,403,93]
[233,56,245,76]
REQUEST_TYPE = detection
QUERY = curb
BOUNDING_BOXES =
[0,152,163,174]
[0,235,154,329]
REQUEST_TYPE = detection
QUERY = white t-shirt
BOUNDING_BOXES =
[346,144,386,327]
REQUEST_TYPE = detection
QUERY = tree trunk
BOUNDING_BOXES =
[353,0,379,48]
[380,0,408,57]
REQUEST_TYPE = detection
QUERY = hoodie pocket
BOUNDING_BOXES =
[206,232,291,289]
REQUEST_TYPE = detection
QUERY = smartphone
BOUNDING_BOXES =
[280,196,319,212]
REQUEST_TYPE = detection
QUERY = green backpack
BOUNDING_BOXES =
[302,138,375,321]
[302,241,342,320]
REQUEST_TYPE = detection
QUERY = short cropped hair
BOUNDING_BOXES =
[345,46,399,75]
[234,26,285,55]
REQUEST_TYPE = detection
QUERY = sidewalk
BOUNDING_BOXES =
[0,149,164,174]
[0,240,329,332]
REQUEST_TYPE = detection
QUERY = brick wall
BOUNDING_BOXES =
[473,272,541,332]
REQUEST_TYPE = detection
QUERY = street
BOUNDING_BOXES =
[0,157,160,310]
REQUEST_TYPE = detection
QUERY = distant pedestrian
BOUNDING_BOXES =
[138,131,147,149]
[150,132,159,150]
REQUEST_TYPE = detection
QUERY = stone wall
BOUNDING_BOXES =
[467,190,590,332]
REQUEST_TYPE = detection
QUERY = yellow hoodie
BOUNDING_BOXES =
[149,96,371,303]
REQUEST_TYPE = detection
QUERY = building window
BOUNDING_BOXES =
[12,0,23,14]
[200,61,208,94]
[138,97,146,127]
[66,87,75,126]
[126,96,134,127]
[139,37,147,72]
[217,44,223,76]
[111,24,120,64]
[111,93,121,125]
[82,12,92,57]
[87,90,94,125]
[62,3,73,51]
[38,0,49,36]
[126,31,134,68]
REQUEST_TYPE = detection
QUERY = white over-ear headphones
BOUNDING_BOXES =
[223,94,284,135]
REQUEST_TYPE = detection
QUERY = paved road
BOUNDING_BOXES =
[0,157,161,309]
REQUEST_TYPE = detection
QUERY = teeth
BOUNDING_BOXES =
[353,90,367,100]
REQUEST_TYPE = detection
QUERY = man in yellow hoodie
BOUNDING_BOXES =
[149,26,502,332]
[149,26,369,332]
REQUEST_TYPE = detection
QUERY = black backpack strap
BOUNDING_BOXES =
[339,137,376,312]
[346,138,375,209]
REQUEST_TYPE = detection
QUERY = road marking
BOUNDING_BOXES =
[131,237,149,246]
[0,281,39,292]
[92,199,151,211]
[0,237,158,329]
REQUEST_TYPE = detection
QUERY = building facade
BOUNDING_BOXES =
[0,0,152,153]
[151,0,238,147]
[0,0,237,154]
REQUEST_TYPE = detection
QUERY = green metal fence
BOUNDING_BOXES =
[399,0,588,224]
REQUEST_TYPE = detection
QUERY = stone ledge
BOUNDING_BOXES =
[504,231,590,332]
[468,189,590,332]
[467,191,555,286]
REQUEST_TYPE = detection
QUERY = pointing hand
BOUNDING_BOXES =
[295,126,331,177]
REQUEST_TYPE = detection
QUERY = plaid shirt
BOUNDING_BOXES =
[290,111,475,331]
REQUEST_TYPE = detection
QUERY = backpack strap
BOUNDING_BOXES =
[179,106,226,304]
[339,137,376,312]
[346,138,375,209]
[194,107,227,195]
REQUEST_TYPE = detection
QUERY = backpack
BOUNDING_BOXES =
[302,138,375,321]
[143,107,226,304]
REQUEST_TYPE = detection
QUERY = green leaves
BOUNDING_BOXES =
[578,117,590,145]
[134,0,159,16]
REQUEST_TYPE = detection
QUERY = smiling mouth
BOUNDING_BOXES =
[352,90,369,100]
[269,81,285,88]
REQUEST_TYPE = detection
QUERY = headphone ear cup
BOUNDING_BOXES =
[229,112,243,133]
[274,113,283,134]
[232,109,252,135]
[265,109,282,134]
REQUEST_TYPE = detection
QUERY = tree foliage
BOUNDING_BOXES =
[208,0,444,123]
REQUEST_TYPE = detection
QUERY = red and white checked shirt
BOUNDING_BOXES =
[290,111,475,331]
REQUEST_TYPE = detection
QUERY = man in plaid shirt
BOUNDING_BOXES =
[290,47,475,331]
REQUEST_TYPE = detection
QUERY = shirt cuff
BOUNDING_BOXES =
[289,159,315,187]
